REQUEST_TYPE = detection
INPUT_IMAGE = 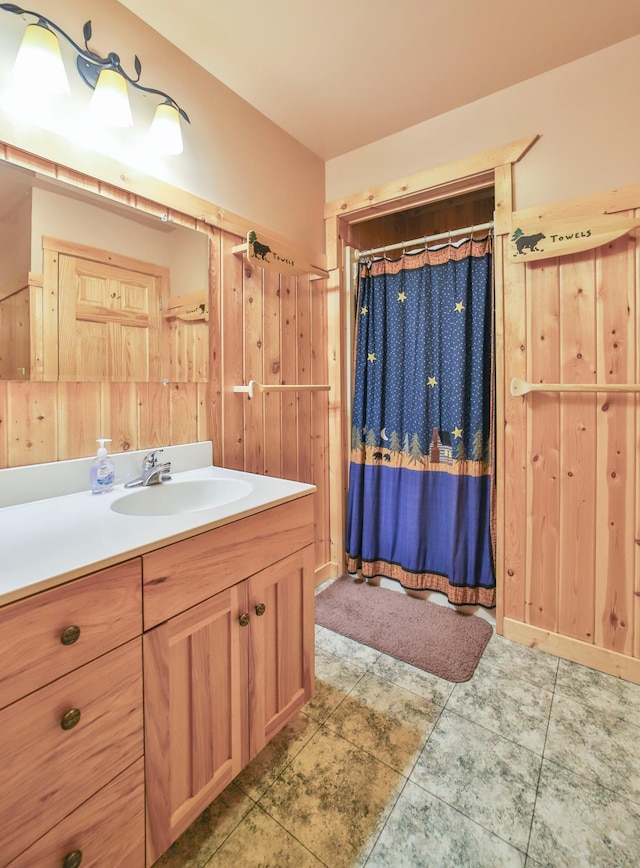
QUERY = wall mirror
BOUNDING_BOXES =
[0,157,209,383]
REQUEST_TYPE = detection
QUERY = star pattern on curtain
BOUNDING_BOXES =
[353,241,493,464]
[347,236,496,607]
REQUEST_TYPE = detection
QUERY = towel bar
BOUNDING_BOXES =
[510,377,640,397]
[234,379,331,400]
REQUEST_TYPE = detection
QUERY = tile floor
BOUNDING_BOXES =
[155,581,640,868]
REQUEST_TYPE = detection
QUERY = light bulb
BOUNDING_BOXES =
[149,102,183,155]
[89,68,132,127]
[12,23,70,95]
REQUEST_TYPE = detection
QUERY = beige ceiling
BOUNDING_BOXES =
[118,0,640,161]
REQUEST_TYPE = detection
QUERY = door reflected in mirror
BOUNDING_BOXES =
[0,160,209,382]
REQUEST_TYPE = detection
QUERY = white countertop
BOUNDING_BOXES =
[0,458,315,606]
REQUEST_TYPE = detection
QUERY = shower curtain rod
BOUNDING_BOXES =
[354,220,494,260]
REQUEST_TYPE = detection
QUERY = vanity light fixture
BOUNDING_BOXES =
[0,3,189,153]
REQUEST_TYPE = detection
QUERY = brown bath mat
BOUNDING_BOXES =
[315,577,493,682]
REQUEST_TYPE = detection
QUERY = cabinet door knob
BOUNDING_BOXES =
[62,850,83,868]
[239,612,250,627]
[255,602,266,616]
[60,625,81,645]
[61,708,81,730]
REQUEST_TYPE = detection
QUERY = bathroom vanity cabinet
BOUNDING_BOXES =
[0,492,315,867]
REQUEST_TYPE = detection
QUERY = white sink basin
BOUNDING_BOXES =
[110,478,253,516]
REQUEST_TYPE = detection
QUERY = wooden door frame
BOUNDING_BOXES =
[323,135,539,610]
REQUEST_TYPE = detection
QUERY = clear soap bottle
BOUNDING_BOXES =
[90,438,115,494]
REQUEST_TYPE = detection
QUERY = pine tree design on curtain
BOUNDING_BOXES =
[346,237,496,607]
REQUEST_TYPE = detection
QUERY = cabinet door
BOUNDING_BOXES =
[144,583,247,867]
[248,544,315,759]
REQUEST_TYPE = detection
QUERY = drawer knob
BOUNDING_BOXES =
[60,625,81,645]
[239,612,250,627]
[61,708,81,730]
[255,602,266,616]
[63,850,83,868]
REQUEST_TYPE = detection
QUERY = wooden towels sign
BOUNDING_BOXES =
[161,290,208,321]
[247,231,309,276]
[507,214,639,263]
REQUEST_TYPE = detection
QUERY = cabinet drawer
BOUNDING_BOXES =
[0,638,143,865]
[0,559,142,709]
[9,758,145,868]
[143,494,314,628]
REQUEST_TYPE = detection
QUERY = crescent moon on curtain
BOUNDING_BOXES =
[380,427,388,440]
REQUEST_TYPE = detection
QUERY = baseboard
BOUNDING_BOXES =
[502,618,640,685]
[314,561,339,587]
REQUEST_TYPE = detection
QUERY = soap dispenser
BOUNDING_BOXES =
[90,438,115,494]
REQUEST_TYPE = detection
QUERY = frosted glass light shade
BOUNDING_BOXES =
[149,102,183,155]
[89,68,132,127]
[13,23,70,95]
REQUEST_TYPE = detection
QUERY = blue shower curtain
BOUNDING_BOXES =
[346,236,496,608]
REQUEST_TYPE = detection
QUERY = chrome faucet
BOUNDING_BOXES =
[124,450,172,488]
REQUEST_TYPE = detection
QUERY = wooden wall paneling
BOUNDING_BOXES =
[501,255,528,622]
[170,383,198,445]
[0,381,7,468]
[594,234,636,655]
[29,275,44,381]
[165,314,208,384]
[243,260,264,476]
[221,233,245,470]
[7,382,57,466]
[526,260,561,632]
[281,277,298,482]
[296,275,312,484]
[557,251,597,643]
[137,383,171,450]
[193,320,209,382]
[493,166,509,631]
[325,215,341,273]
[0,286,28,381]
[206,230,223,463]
[102,382,139,454]
[324,212,347,571]
[197,384,209,445]
[311,277,331,571]
[57,383,102,460]
[493,234,506,631]
[165,318,181,383]
[262,269,283,479]
[41,249,59,381]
